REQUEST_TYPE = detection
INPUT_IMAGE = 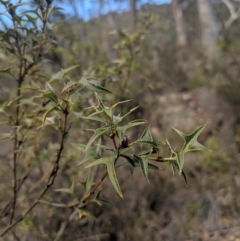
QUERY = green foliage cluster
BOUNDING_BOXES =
[0,0,208,239]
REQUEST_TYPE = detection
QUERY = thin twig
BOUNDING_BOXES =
[80,170,108,203]
[223,0,240,30]
[0,112,70,237]
[10,54,24,225]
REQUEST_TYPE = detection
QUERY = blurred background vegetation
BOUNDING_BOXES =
[1,0,240,240]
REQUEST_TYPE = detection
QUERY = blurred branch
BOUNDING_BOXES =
[38,169,109,209]
[223,0,240,30]
[54,210,78,241]
[0,111,71,237]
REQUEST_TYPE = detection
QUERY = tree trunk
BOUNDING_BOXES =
[130,0,137,31]
[197,0,219,57]
[172,0,187,47]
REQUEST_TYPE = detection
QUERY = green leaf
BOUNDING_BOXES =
[135,137,158,147]
[135,126,155,147]
[103,107,113,119]
[141,126,151,138]
[85,126,109,150]
[82,115,106,124]
[117,160,135,174]
[119,155,135,174]
[43,91,57,104]
[121,155,136,167]
[79,78,112,93]
[49,65,79,83]
[0,132,13,141]
[80,169,93,191]
[133,153,151,179]
[175,152,185,173]
[119,147,133,155]
[86,156,123,198]
[112,115,123,125]
[45,82,58,103]
[94,93,106,110]
[122,106,139,119]
[42,104,58,125]
[172,124,208,153]
[55,180,74,195]
[75,208,97,220]
[69,91,80,103]
[72,143,87,152]
[151,133,159,147]
[92,94,113,119]
[61,81,80,93]
[78,144,101,165]
[85,82,112,94]
[165,139,184,172]
[168,159,188,187]
[94,145,114,154]
[117,119,146,135]
[85,109,104,119]
[25,14,38,27]
[92,190,110,206]
[182,170,188,187]
[147,163,159,170]
[110,99,131,110]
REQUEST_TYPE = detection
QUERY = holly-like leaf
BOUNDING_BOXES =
[135,126,156,147]
[112,115,123,125]
[75,208,97,220]
[85,126,110,150]
[45,82,58,103]
[49,65,79,83]
[80,169,93,191]
[43,91,57,104]
[165,139,185,172]
[147,162,159,170]
[141,126,152,139]
[135,137,158,147]
[76,142,101,165]
[110,99,131,110]
[61,81,80,93]
[121,155,135,167]
[91,190,110,206]
[175,152,185,173]
[169,159,188,187]
[80,76,112,93]
[55,180,75,195]
[94,93,106,110]
[117,119,146,136]
[172,124,208,153]
[86,156,123,198]
[81,115,106,123]
[117,160,135,174]
[119,147,133,155]
[42,104,59,125]
[72,143,86,152]
[182,170,188,187]
[121,106,139,119]
[133,153,151,179]
[85,82,112,94]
